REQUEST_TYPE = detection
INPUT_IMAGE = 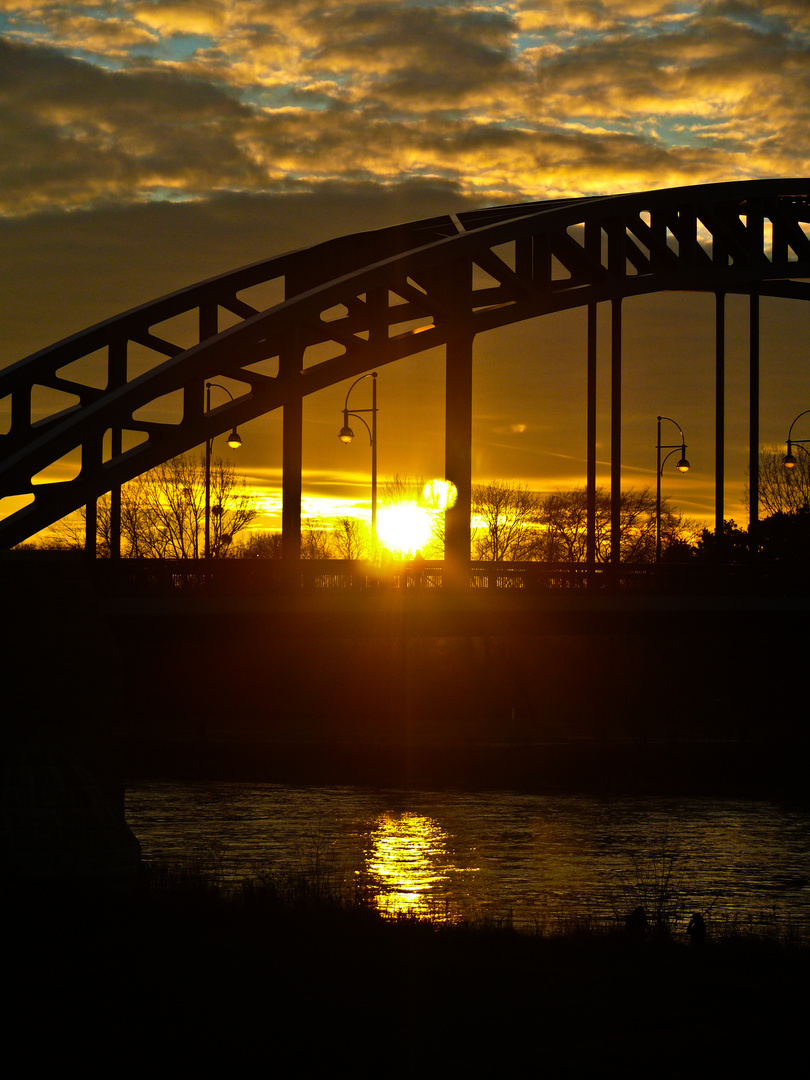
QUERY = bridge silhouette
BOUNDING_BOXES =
[3,178,810,570]
[6,180,810,884]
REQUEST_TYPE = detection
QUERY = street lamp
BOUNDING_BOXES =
[782,409,810,468]
[338,372,378,555]
[205,381,242,559]
[656,415,690,563]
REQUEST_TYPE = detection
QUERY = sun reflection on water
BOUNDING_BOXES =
[365,812,453,919]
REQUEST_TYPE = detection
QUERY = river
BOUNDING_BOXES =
[125,781,810,937]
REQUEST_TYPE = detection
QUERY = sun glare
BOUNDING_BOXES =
[423,479,457,511]
[377,500,434,557]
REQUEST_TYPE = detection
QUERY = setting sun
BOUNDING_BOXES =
[377,501,434,557]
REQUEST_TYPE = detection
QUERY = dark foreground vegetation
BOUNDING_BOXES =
[6,864,809,1073]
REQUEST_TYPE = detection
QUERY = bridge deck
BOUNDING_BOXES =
[4,551,809,791]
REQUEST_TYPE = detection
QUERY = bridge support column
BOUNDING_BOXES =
[108,422,124,559]
[282,396,303,566]
[749,292,760,552]
[84,499,97,558]
[586,303,597,575]
[108,338,129,559]
[715,292,725,559]
[109,460,121,558]
[610,298,622,570]
[445,332,474,588]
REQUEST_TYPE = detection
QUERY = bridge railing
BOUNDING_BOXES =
[84,558,810,598]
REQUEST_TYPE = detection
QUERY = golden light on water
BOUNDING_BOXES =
[366,812,451,919]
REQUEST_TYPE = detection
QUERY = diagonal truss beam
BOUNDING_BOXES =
[2,178,810,549]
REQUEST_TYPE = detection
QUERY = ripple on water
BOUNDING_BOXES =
[125,783,810,935]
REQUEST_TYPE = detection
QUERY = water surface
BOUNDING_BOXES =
[126,782,810,935]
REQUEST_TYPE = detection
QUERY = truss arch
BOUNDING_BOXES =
[2,178,809,556]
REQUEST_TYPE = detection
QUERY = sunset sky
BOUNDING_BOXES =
[2,1,810,537]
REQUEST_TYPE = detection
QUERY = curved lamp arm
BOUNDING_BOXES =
[657,415,689,474]
[339,372,378,445]
[337,372,378,555]
[656,414,690,564]
[783,409,810,468]
[205,382,242,559]
[207,382,242,448]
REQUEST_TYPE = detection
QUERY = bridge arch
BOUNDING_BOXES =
[2,178,810,565]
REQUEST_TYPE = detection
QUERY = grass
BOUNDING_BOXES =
[4,860,809,1071]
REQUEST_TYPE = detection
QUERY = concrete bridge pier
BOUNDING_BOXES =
[0,553,141,887]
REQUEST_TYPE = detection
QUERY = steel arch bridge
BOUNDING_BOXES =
[2,178,810,566]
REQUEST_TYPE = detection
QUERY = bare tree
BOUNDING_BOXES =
[610,487,659,563]
[331,516,369,560]
[472,481,540,561]
[420,478,454,558]
[301,517,333,559]
[747,446,810,516]
[533,488,588,562]
[233,531,283,558]
[135,455,204,558]
[534,486,699,563]
[48,453,257,557]
[381,475,426,504]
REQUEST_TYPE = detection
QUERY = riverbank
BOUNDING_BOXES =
[5,865,808,1071]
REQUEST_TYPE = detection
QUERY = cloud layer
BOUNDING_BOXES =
[2,0,809,216]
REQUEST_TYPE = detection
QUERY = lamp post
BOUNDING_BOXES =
[656,415,690,563]
[338,372,378,555]
[782,409,810,469]
[205,381,242,559]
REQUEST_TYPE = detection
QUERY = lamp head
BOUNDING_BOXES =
[677,457,690,473]
[226,429,242,449]
[339,414,354,442]
[783,452,797,469]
